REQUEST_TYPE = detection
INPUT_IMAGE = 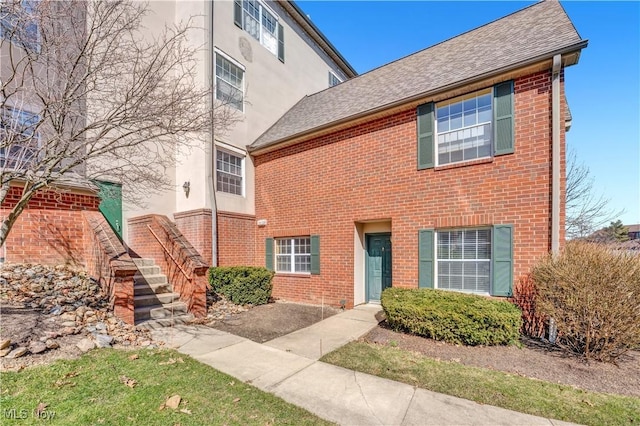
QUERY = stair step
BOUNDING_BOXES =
[135,265,161,275]
[132,258,155,267]
[135,314,195,330]
[134,293,180,307]
[134,302,189,321]
[134,273,167,285]
[134,282,173,295]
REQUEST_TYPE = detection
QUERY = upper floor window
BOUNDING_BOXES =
[215,52,244,112]
[417,81,514,170]
[216,148,243,196]
[234,0,284,62]
[328,71,341,87]
[436,90,492,166]
[0,0,40,52]
[0,107,40,168]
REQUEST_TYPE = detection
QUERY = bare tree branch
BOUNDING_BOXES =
[565,148,624,239]
[0,0,241,248]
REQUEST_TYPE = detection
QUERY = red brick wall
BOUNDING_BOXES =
[128,214,208,318]
[217,211,256,266]
[1,185,100,265]
[253,70,566,307]
[174,208,212,263]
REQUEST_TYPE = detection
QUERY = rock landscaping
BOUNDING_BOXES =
[0,264,154,370]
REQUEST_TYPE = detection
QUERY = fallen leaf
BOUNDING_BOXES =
[129,354,139,361]
[35,402,48,417]
[176,357,184,363]
[64,371,79,378]
[582,399,594,407]
[232,398,240,403]
[164,395,181,409]
[119,375,137,388]
[228,381,235,386]
[179,408,192,415]
[54,380,76,388]
[159,358,177,365]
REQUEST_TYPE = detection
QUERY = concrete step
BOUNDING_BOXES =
[134,282,173,296]
[134,273,167,285]
[134,293,180,307]
[134,302,189,322]
[132,258,155,267]
[135,314,195,330]
[135,265,161,276]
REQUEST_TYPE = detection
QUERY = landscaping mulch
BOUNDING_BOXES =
[364,323,640,398]
[206,301,340,343]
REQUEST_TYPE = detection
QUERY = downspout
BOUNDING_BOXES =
[551,54,562,254]
[207,0,218,266]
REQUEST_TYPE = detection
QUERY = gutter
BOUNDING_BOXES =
[248,40,587,155]
[551,54,562,253]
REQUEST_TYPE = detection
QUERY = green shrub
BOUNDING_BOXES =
[208,266,274,305]
[532,241,640,362]
[381,287,521,346]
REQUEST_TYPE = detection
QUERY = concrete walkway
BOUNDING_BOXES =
[150,305,578,426]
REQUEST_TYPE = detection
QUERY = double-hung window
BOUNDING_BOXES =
[276,237,311,274]
[417,81,514,169]
[436,90,492,165]
[0,0,40,52]
[0,107,40,168]
[216,149,243,196]
[234,0,284,61]
[215,53,244,111]
[418,225,513,297]
[436,229,491,294]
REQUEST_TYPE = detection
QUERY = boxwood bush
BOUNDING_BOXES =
[208,266,274,305]
[381,287,521,346]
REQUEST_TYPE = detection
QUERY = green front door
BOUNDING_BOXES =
[95,180,123,239]
[366,233,392,302]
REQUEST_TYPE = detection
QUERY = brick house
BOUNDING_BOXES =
[246,1,587,307]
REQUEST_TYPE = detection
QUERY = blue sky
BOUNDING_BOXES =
[297,1,640,226]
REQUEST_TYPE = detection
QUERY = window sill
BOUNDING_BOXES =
[275,272,311,278]
[434,156,494,171]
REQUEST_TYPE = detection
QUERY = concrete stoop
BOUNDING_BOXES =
[132,258,194,327]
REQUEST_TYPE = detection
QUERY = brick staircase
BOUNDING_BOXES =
[132,258,194,329]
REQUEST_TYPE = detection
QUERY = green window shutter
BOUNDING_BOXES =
[494,81,514,155]
[265,238,274,271]
[492,225,513,296]
[417,103,435,169]
[277,24,285,63]
[233,0,242,28]
[418,229,434,288]
[310,235,320,275]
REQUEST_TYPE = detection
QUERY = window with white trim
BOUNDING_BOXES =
[216,149,243,195]
[0,0,40,52]
[276,237,311,273]
[241,0,279,56]
[215,53,244,111]
[0,107,40,168]
[436,228,491,294]
[328,71,341,87]
[436,89,492,166]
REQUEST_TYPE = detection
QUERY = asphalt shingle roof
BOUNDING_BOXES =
[249,0,586,152]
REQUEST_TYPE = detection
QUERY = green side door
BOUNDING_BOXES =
[95,180,123,239]
[366,233,392,302]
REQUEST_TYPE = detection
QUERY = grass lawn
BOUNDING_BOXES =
[1,348,331,425]
[321,342,640,426]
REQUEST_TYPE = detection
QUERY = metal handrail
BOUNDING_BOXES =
[146,225,192,280]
